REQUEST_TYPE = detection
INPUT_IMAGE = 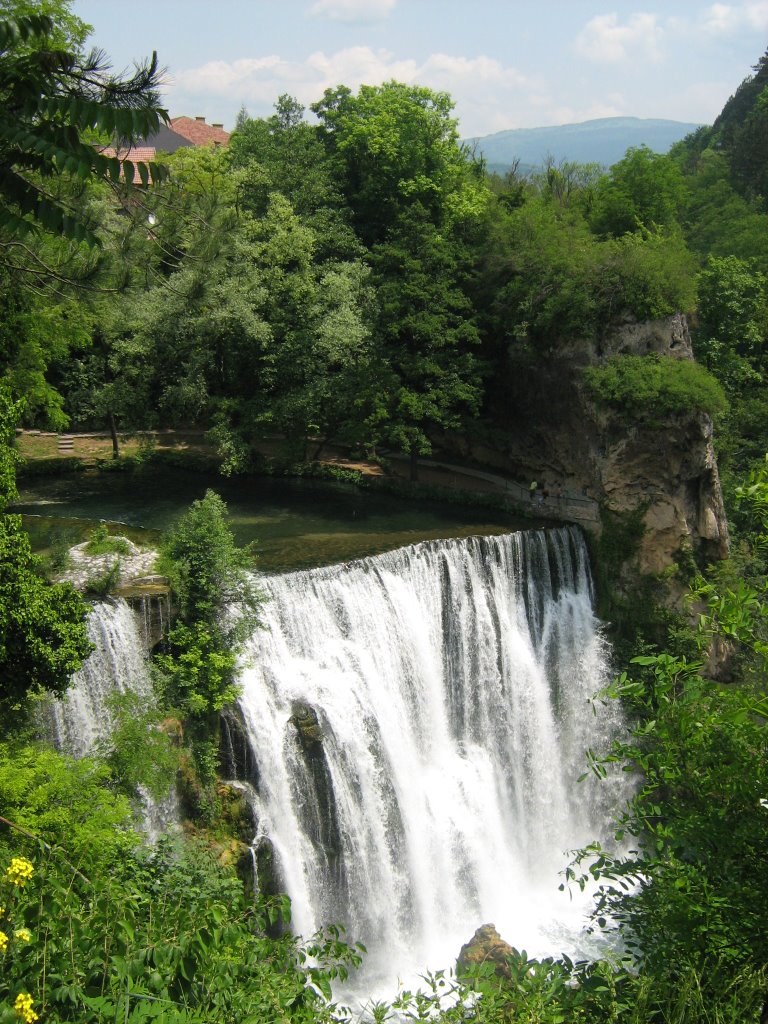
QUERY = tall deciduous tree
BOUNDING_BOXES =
[229,94,359,261]
[590,146,688,237]
[312,81,487,475]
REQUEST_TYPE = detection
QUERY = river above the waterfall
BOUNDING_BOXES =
[12,465,540,572]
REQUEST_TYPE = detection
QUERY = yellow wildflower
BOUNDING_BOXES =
[5,858,34,888]
[14,928,32,943]
[0,930,8,953]
[14,994,38,1024]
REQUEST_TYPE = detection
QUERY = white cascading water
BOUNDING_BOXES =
[233,526,627,996]
[45,598,178,840]
[47,599,152,757]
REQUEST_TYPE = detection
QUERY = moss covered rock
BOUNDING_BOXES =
[457,923,515,980]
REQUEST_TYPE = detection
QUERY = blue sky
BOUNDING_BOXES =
[71,0,768,136]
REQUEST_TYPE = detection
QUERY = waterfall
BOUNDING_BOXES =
[232,526,626,994]
[47,599,153,757]
[45,598,179,840]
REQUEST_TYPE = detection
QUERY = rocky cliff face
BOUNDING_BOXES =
[444,313,728,581]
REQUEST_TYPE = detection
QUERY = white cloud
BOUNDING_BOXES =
[574,12,665,64]
[168,47,550,135]
[309,0,397,23]
[746,1,768,28]
[701,1,768,33]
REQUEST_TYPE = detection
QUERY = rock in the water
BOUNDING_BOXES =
[289,702,323,750]
[457,923,515,980]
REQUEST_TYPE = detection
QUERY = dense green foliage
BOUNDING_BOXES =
[155,490,262,786]
[583,353,727,420]
[3,12,768,1023]
[0,746,363,1024]
[0,383,89,719]
[0,9,165,247]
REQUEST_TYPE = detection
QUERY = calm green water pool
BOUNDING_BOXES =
[13,467,536,573]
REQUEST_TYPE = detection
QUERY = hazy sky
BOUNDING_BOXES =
[71,0,768,136]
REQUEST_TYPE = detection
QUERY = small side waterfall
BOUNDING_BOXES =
[44,598,179,839]
[230,527,626,993]
[47,599,153,757]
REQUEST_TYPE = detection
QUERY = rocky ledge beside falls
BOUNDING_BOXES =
[56,540,172,648]
[57,537,158,590]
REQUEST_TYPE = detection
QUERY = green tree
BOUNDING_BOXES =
[229,94,360,262]
[0,277,92,428]
[312,82,487,474]
[312,80,487,246]
[0,0,91,51]
[369,205,482,476]
[156,491,263,786]
[590,146,688,237]
[160,489,261,631]
[477,197,695,357]
[712,46,768,208]
[695,255,767,379]
[0,383,90,725]
[155,492,258,762]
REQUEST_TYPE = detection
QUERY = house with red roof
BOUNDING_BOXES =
[99,116,230,183]
[170,116,229,147]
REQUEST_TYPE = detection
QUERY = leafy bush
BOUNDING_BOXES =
[599,229,697,321]
[0,829,363,1024]
[0,743,136,861]
[84,523,131,557]
[583,354,727,420]
[82,557,122,598]
[16,457,87,479]
[94,692,181,800]
[39,525,79,576]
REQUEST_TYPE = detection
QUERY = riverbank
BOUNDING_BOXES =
[15,429,599,526]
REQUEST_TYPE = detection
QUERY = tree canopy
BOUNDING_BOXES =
[0,10,166,250]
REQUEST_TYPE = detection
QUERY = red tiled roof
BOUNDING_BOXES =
[98,145,157,183]
[170,116,230,147]
[96,116,229,184]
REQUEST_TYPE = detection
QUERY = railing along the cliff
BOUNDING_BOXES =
[388,455,601,525]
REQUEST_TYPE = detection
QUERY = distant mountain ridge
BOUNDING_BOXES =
[465,116,703,174]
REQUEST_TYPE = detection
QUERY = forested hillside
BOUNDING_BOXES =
[1,4,768,1022]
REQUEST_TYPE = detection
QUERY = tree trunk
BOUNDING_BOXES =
[108,412,119,460]
[409,449,419,483]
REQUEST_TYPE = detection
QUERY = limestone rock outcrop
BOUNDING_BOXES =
[441,313,729,584]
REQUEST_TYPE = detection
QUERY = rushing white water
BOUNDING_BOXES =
[44,598,179,840]
[232,527,626,996]
[47,599,153,757]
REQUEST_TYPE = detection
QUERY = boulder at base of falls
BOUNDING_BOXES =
[457,923,515,980]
